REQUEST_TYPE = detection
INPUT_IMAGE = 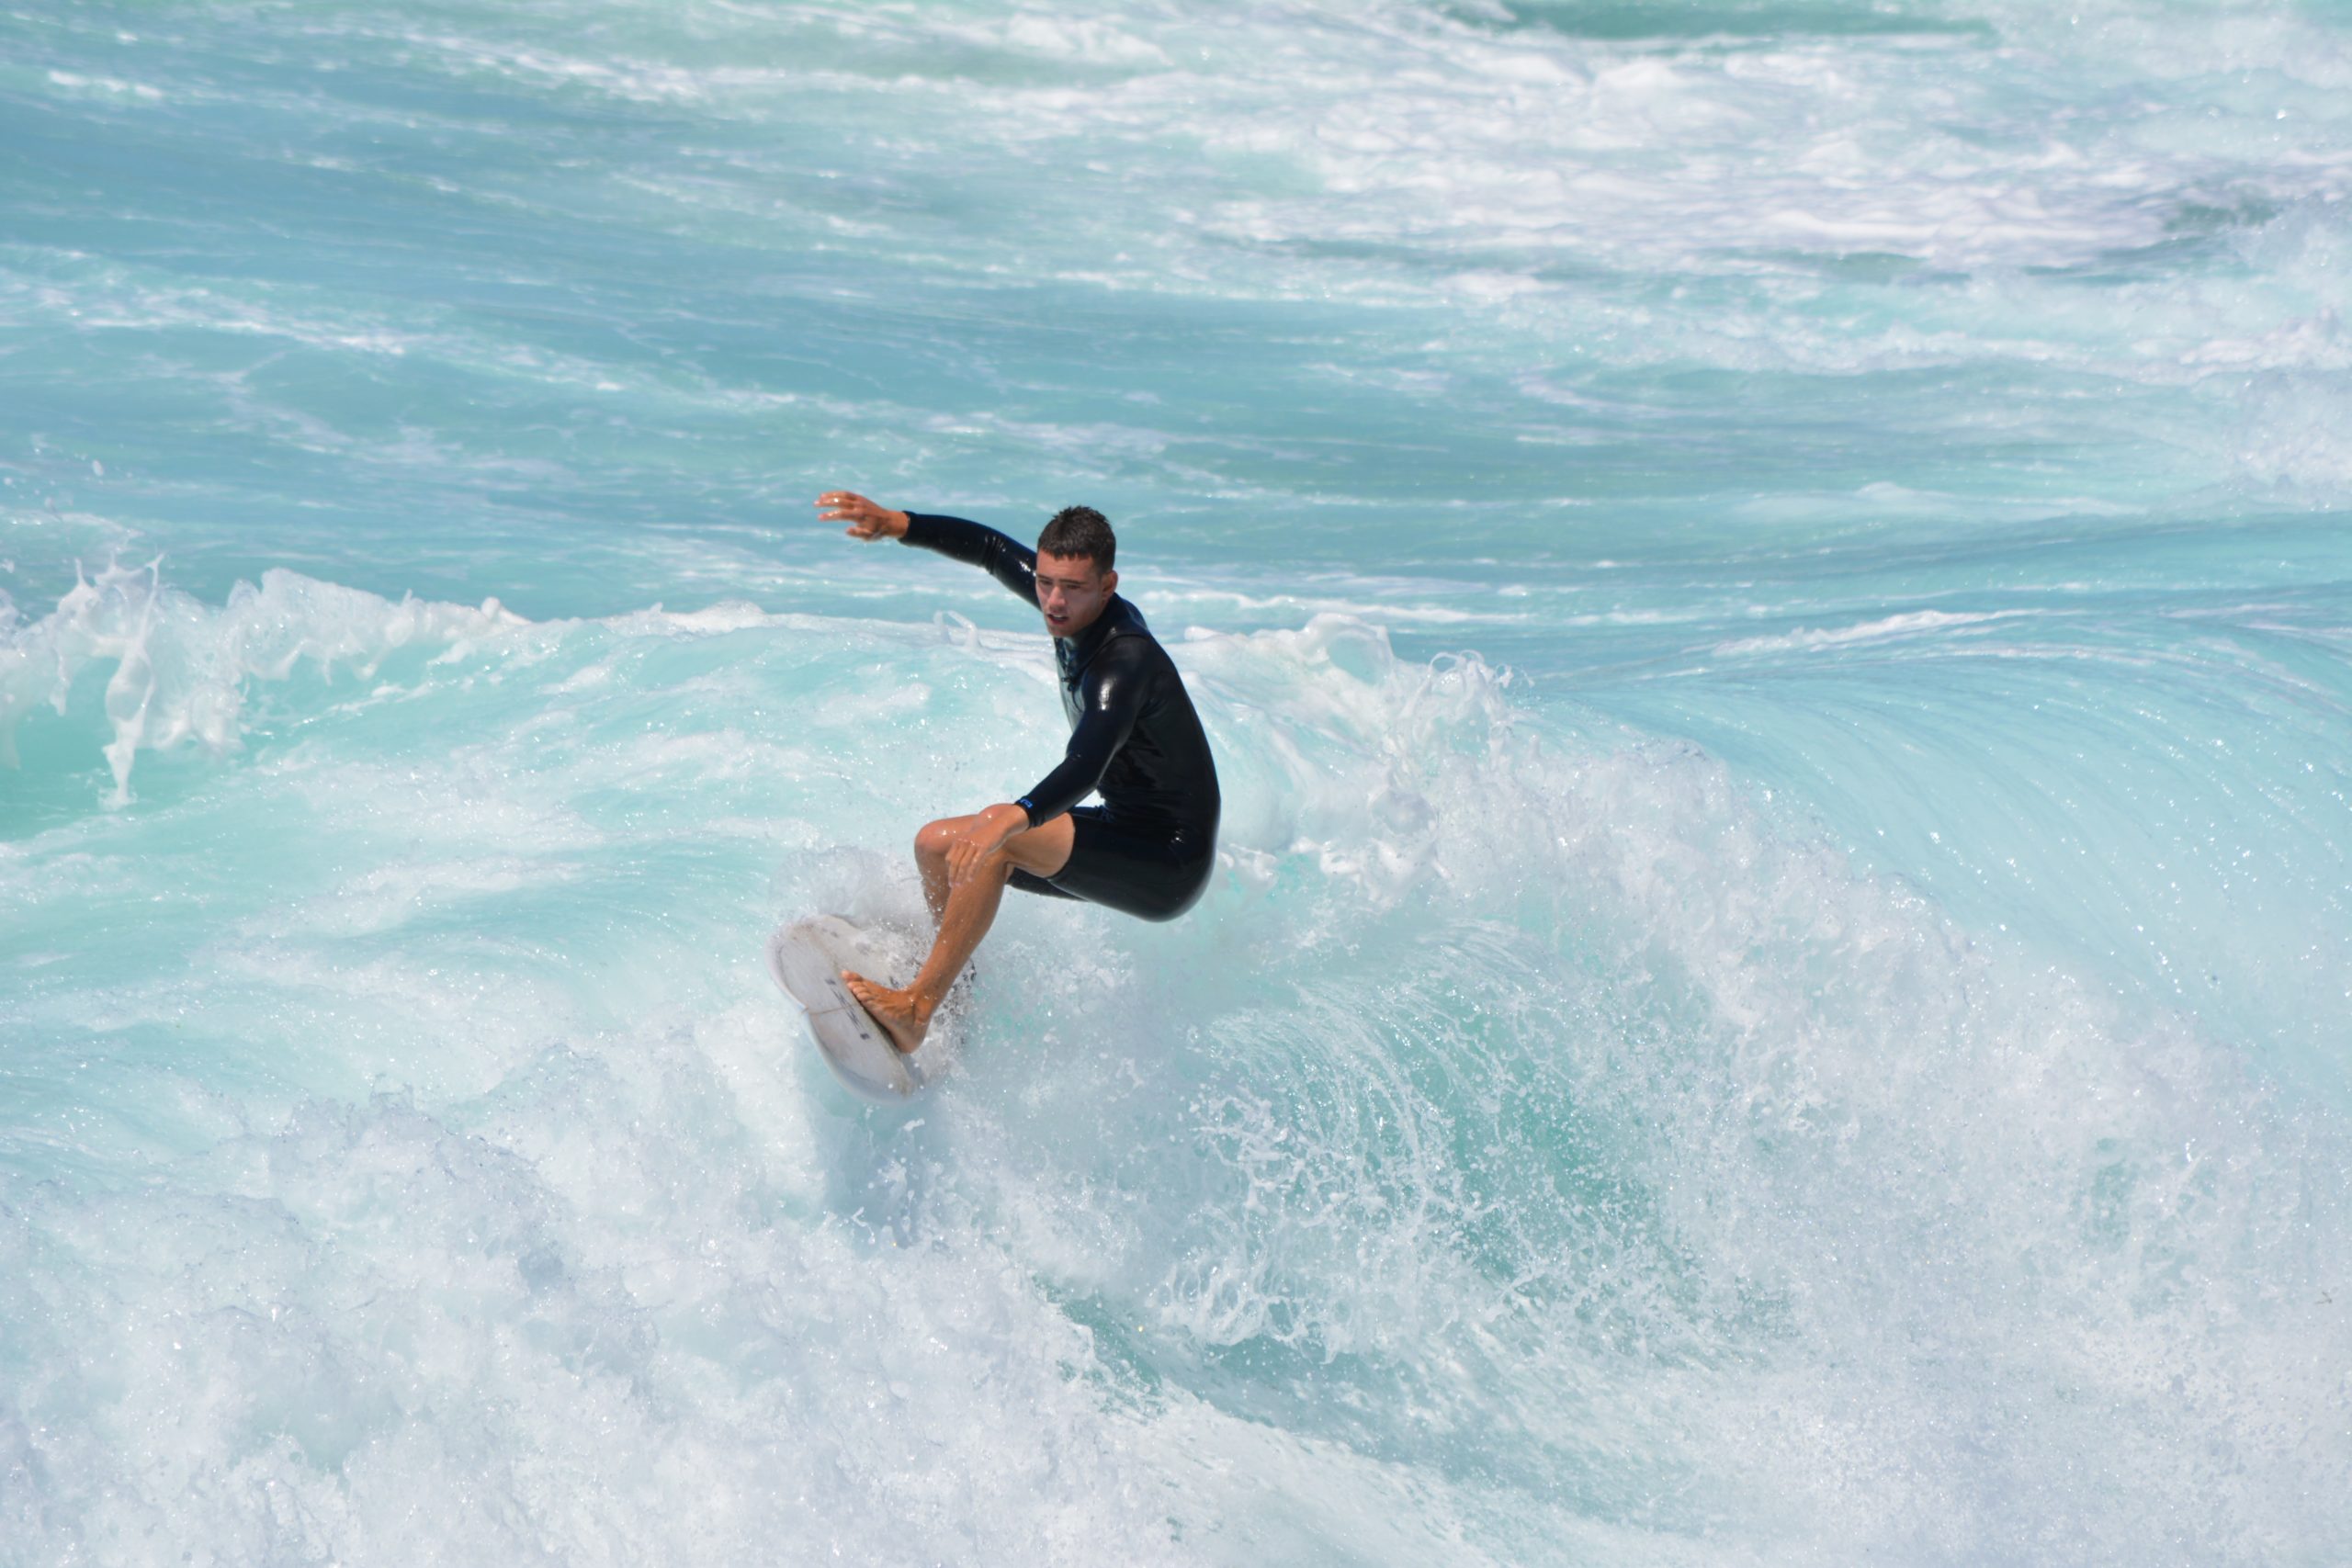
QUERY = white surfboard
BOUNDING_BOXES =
[766,916,942,1102]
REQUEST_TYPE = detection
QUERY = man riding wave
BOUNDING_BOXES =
[815,491,1222,1053]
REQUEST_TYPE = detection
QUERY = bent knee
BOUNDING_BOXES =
[914,817,965,857]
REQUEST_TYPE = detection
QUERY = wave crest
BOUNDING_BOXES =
[0,562,526,805]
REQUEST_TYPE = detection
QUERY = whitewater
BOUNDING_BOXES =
[3,1,2347,1562]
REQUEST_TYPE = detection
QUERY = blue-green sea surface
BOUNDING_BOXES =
[4,1,2348,1562]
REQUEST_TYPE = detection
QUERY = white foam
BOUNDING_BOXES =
[1712,607,2032,657]
[5,587,2346,1560]
[44,69,164,102]
[1154,612,2352,1551]
[0,562,526,803]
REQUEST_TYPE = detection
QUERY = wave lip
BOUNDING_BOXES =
[0,562,526,806]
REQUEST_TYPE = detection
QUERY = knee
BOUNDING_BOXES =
[914,818,960,859]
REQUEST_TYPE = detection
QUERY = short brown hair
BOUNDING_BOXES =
[1036,505,1115,572]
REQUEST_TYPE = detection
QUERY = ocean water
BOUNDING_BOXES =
[4,0,2348,1562]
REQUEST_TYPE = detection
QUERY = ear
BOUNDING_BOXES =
[1101,568,1119,595]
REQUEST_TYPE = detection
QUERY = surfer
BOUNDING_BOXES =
[814,491,1222,1053]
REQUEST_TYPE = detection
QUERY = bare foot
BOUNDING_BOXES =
[842,970,933,1055]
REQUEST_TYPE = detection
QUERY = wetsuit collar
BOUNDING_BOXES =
[1054,595,1136,673]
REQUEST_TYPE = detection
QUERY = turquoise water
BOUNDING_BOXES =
[4,1,2348,1562]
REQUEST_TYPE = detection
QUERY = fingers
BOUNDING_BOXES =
[944,839,1004,887]
[816,491,895,541]
[814,491,869,523]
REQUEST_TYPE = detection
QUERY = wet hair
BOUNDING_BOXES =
[1036,505,1115,574]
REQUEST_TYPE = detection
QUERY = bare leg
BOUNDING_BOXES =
[847,813,1076,1053]
[912,816,967,926]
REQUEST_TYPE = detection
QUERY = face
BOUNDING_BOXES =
[1035,551,1117,638]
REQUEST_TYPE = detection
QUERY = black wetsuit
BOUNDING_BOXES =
[902,513,1220,921]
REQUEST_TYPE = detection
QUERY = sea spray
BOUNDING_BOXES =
[6,576,2343,1562]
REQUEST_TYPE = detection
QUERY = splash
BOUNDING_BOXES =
[0,561,526,806]
[0,574,2345,1562]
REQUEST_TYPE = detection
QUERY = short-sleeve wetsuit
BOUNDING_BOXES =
[902,513,1220,922]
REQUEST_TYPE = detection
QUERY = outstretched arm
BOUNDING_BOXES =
[816,489,1038,606]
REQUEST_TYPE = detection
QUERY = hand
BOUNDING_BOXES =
[945,803,1029,886]
[817,490,910,541]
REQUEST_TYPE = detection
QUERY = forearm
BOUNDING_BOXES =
[1019,651,1146,825]
[1017,713,1127,827]
[1016,756,1098,827]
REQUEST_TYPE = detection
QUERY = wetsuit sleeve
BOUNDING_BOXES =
[1014,641,1148,827]
[900,513,1039,606]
